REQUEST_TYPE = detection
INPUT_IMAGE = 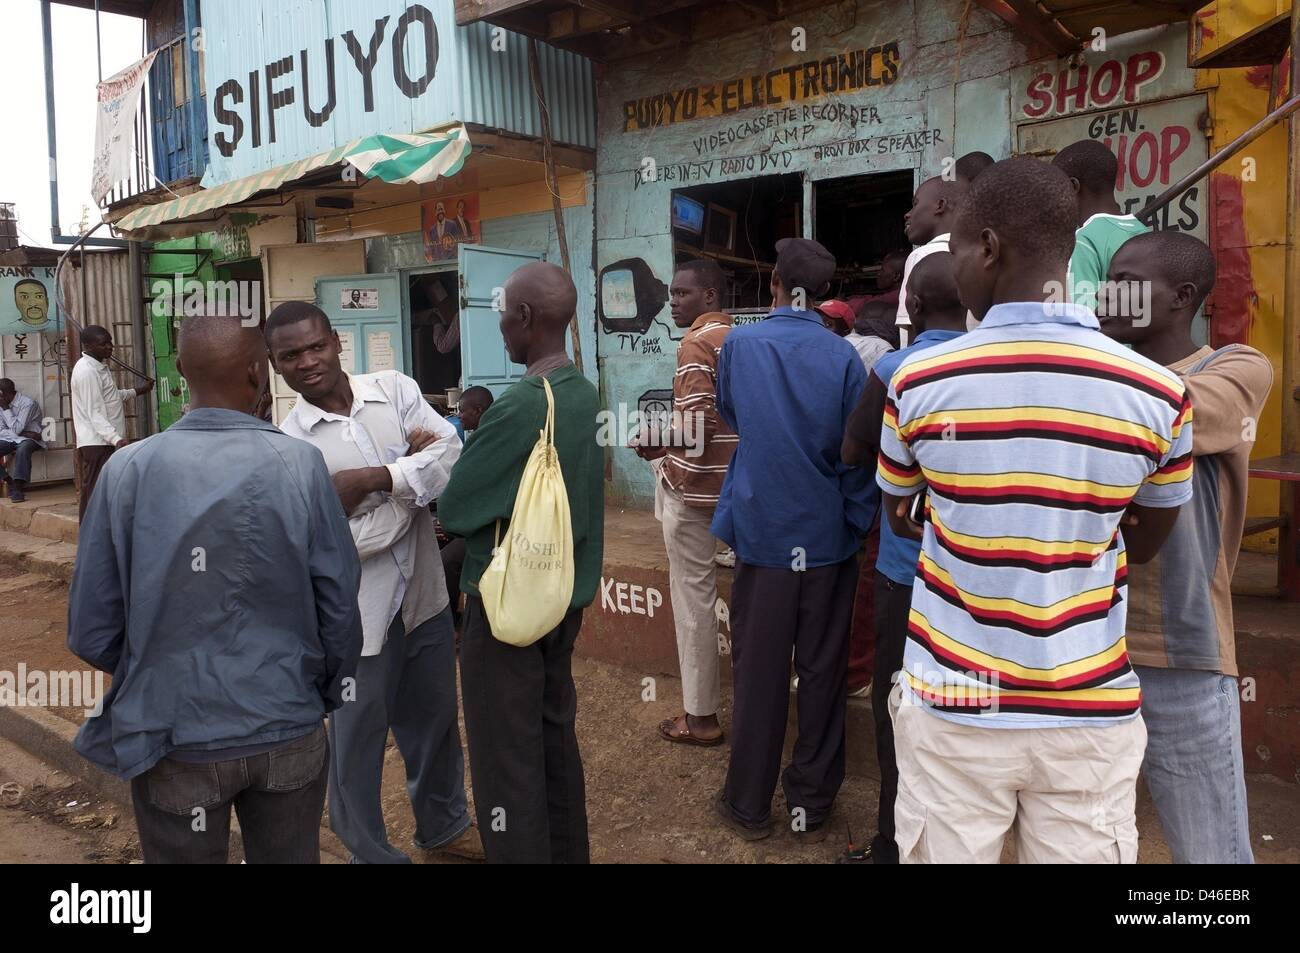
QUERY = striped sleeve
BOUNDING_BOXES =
[1134,390,1194,507]
[875,368,925,496]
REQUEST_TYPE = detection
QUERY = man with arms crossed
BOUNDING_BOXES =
[269,302,479,864]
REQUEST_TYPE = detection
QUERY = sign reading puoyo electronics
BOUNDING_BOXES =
[1012,25,1207,236]
[200,1,591,188]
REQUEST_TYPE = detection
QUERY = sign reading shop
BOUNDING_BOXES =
[202,1,455,184]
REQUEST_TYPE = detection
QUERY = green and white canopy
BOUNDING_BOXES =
[343,127,471,185]
[115,126,472,236]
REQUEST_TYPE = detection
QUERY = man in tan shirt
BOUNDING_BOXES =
[1100,230,1273,863]
[632,259,737,746]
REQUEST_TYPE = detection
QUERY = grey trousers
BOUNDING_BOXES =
[327,606,470,864]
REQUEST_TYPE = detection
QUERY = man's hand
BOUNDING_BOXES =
[136,379,156,395]
[883,492,924,541]
[628,430,668,461]
[332,466,391,515]
[405,427,439,456]
[114,438,130,450]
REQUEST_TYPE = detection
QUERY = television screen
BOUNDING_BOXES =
[672,194,706,234]
[601,268,637,319]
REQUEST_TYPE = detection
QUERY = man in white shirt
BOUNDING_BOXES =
[895,176,966,345]
[268,301,481,864]
[70,326,153,519]
[0,379,43,503]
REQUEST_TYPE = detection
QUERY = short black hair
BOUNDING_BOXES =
[881,249,909,268]
[953,157,1078,268]
[14,278,46,293]
[675,258,727,298]
[908,252,963,313]
[81,325,111,346]
[265,301,332,345]
[1116,230,1217,305]
[0,378,14,394]
[955,151,995,182]
[460,385,494,410]
[1051,139,1118,195]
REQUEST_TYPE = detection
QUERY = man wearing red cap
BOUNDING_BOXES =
[817,299,893,373]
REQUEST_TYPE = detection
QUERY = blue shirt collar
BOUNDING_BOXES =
[978,301,1099,330]
[171,407,281,432]
[768,305,825,324]
[912,329,964,345]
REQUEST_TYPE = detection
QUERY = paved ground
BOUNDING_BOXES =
[2,563,1299,864]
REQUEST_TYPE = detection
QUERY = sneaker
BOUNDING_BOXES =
[714,547,736,568]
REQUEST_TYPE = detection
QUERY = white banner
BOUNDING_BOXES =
[91,51,157,203]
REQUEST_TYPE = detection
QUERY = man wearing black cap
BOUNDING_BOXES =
[710,237,879,841]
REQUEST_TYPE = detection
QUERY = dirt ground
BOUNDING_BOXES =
[3,564,1299,864]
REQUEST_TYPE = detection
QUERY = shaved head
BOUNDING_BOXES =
[500,261,577,367]
[177,314,269,414]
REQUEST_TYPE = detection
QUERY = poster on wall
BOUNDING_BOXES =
[0,267,61,336]
[422,194,480,262]
[341,287,379,310]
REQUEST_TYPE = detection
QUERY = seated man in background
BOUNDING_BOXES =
[0,378,43,502]
[1099,230,1272,863]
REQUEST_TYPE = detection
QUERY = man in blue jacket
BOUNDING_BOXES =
[712,238,878,841]
[68,313,363,864]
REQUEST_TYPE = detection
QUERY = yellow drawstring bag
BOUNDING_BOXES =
[477,376,574,646]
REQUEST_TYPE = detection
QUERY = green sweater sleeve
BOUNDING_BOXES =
[438,384,539,540]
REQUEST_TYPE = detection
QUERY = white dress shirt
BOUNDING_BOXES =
[280,370,462,655]
[71,353,135,447]
[0,392,43,447]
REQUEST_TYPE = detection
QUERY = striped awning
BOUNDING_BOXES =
[115,126,471,234]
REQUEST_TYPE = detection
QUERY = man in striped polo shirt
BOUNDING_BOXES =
[632,259,737,747]
[876,158,1194,864]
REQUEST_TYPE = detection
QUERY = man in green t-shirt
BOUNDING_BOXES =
[439,261,603,864]
[1052,139,1150,312]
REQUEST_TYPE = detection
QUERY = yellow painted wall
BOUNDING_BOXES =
[1193,1,1292,550]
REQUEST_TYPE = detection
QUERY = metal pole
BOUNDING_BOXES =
[41,0,62,242]
[527,37,583,374]
[128,240,153,436]
[1136,93,1300,225]
[94,0,102,82]
[1280,5,1300,600]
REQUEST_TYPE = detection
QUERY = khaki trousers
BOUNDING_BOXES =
[655,477,722,716]
[892,698,1147,864]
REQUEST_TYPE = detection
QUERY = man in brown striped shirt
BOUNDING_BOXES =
[632,259,737,747]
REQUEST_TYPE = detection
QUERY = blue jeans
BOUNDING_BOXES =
[1136,665,1253,863]
[0,438,36,483]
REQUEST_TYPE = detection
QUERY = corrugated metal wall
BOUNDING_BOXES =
[456,21,596,149]
[58,251,149,441]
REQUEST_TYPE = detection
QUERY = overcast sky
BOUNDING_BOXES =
[0,2,143,247]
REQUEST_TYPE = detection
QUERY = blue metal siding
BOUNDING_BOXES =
[200,0,595,186]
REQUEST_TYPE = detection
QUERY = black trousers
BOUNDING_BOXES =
[459,596,589,864]
[129,725,328,864]
[870,571,914,863]
[722,555,858,828]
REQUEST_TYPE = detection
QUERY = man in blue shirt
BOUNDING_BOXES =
[712,238,878,840]
[842,251,966,863]
[68,314,363,863]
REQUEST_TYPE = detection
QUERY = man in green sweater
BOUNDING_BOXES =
[439,261,603,864]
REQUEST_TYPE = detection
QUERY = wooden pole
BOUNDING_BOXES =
[528,37,584,374]
[1280,4,1300,599]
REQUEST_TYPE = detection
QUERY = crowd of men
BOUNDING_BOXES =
[54,138,1270,864]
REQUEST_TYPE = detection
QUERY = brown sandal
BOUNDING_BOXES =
[658,714,724,747]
